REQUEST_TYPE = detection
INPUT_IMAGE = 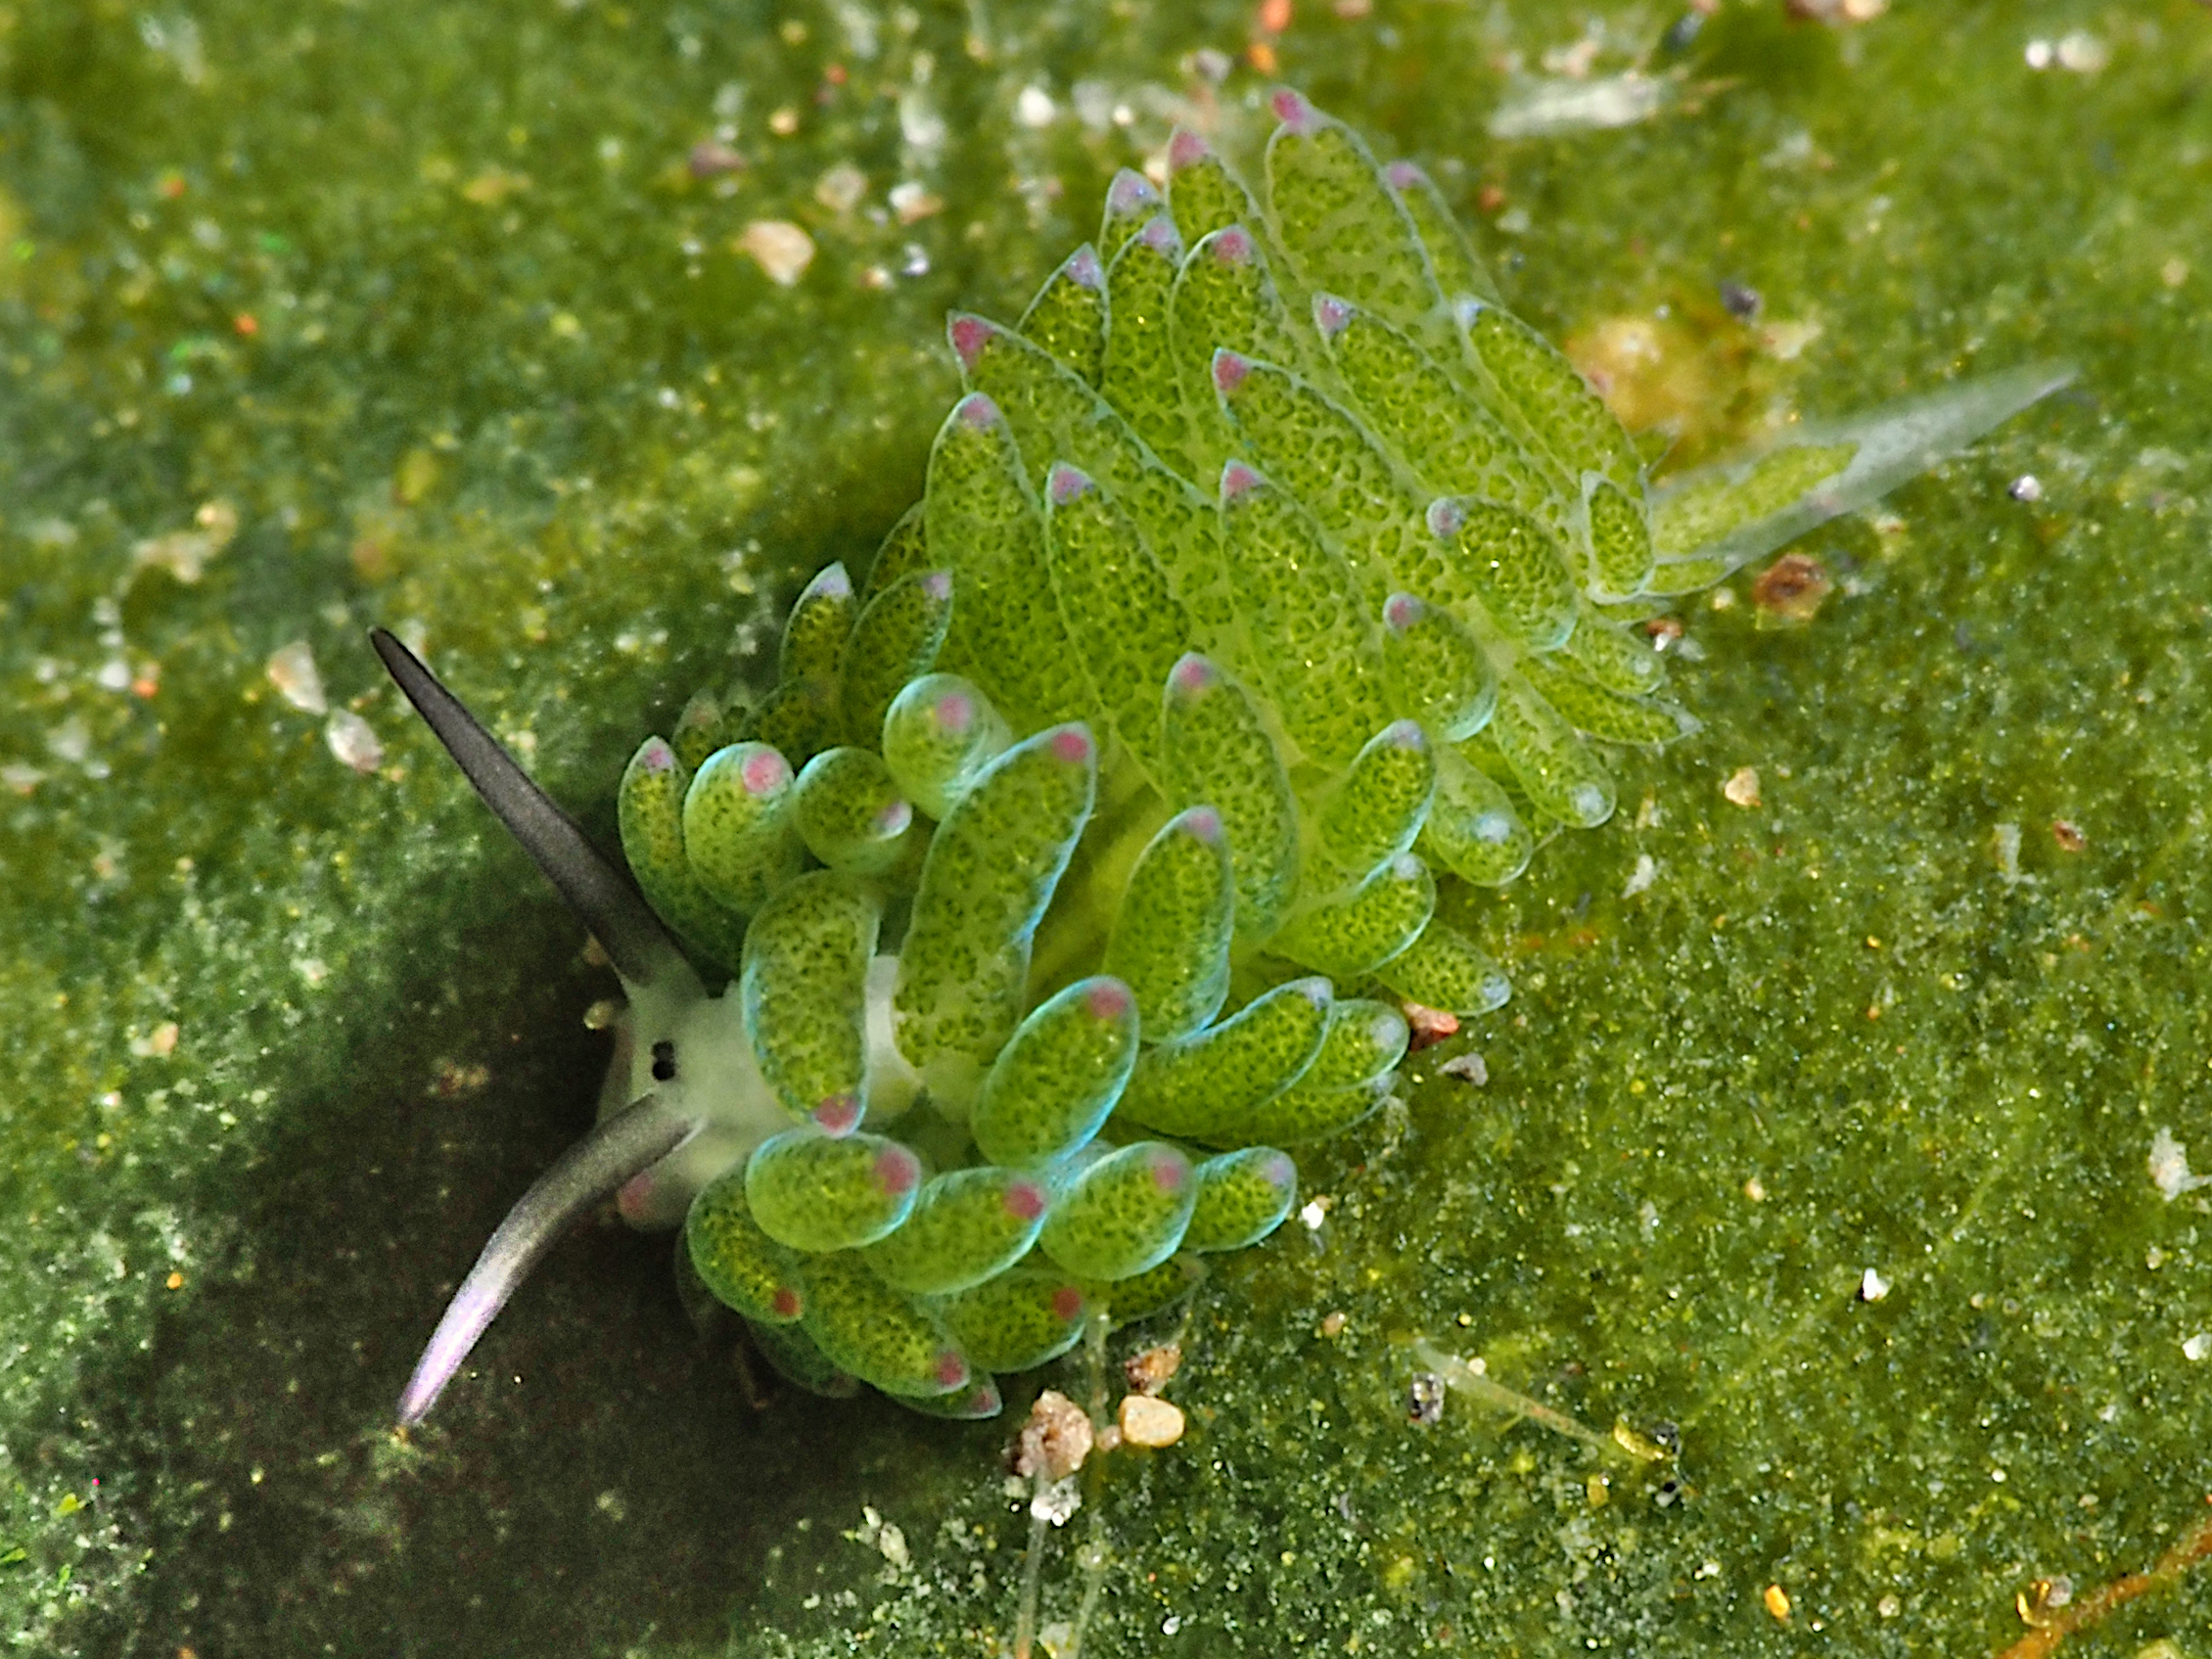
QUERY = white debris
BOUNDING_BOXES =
[1860,1267,1891,1303]
[2187,1334,2212,1362]
[265,641,328,714]
[325,710,385,774]
[2149,1129,2212,1201]
[812,161,866,213]
[737,220,815,286]
[1489,72,1667,140]
[1621,853,1658,899]
[1015,85,1056,128]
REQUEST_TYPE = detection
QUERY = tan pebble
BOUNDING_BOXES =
[1118,1395,1184,1449]
[1722,767,1761,808]
[1318,1311,1348,1338]
[1763,1583,1791,1622]
[737,219,815,285]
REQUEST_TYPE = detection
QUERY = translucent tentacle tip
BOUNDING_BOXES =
[1170,652,1220,696]
[1046,462,1094,507]
[1452,296,1491,327]
[1384,161,1425,190]
[1220,459,1265,502]
[1107,168,1161,214]
[805,562,853,600]
[637,736,677,775]
[947,313,996,371]
[1004,1178,1048,1221]
[1425,498,1466,538]
[1210,224,1254,264]
[874,799,914,837]
[1137,215,1184,259]
[1382,592,1425,633]
[1312,293,1353,340]
[1382,719,1426,750]
[812,1093,863,1136]
[1181,806,1224,844]
[1047,725,1094,765]
[1083,978,1134,1021]
[874,1143,923,1197]
[920,569,952,603]
[934,688,975,733]
[1062,245,1105,289]
[1167,127,1211,171]
[954,390,1002,429]
[1211,349,1251,394]
[742,748,792,795]
[1270,88,1321,132]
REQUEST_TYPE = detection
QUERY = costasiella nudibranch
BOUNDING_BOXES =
[373,90,2067,1427]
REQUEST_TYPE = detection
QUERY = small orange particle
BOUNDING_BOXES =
[1403,1001,1458,1050]
[2051,819,2087,853]
[1763,1583,1791,1622]
[1318,1311,1348,1337]
[1247,41,1278,72]
[824,62,848,85]
[1124,1342,1182,1396]
[165,1271,185,1291]
[233,312,259,338]
[1257,0,1293,31]
[1477,183,1508,213]
[159,172,187,200]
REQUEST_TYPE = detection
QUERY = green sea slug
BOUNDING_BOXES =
[374,89,2066,1426]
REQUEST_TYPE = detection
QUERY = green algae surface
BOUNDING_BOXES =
[4,1,2211,1654]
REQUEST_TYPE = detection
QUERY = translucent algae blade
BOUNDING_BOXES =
[1458,300,1643,493]
[1182,1147,1300,1253]
[1170,224,1303,476]
[1209,350,1423,616]
[1263,89,1454,358]
[1219,1073,1390,1147]
[744,1128,921,1253]
[1310,290,1569,535]
[857,1166,1052,1295]
[1040,464,1191,780]
[892,723,1098,1105]
[860,500,929,607]
[1558,608,1666,698]
[1166,127,1264,249]
[778,561,856,687]
[837,568,953,748]
[1585,478,1656,601]
[970,975,1142,1170]
[1115,975,1334,1140]
[684,1169,807,1324]
[1377,918,1512,1017]
[681,741,806,917]
[1217,460,1391,769]
[799,1252,972,1399]
[1270,853,1437,980]
[1487,671,1618,829]
[1097,166,1164,262]
[618,736,748,970]
[1420,495,1581,654]
[791,746,914,877]
[1038,1141,1199,1281]
[921,392,1088,732]
[1300,998,1411,1088]
[1421,744,1536,887]
[880,672,1013,821]
[739,870,881,1131]
[1101,807,1236,1044]
[1017,243,1108,387]
[1646,360,2077,577]
[745,1315,860,1400]
[1161,654,1302,942]
[931,1267,1091,1373]
[1516,654,1691,746]
[948,312,1235,658]
[1313,720,1437,877]
[1380,591,1498,743]
[1383,158,1498,306]
[1100,215,1202,477]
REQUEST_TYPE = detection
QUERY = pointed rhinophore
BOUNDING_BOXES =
[370,628,687,989]
[396,1092,704,1425]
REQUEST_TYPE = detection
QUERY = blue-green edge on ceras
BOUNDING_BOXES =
[371,88,2068,1425]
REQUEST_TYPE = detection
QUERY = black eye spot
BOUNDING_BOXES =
[650,1040,677,1083]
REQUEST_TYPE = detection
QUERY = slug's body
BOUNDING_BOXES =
[378,91,2065,1425]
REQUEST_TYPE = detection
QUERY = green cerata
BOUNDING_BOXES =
[373,90,2067,1425]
